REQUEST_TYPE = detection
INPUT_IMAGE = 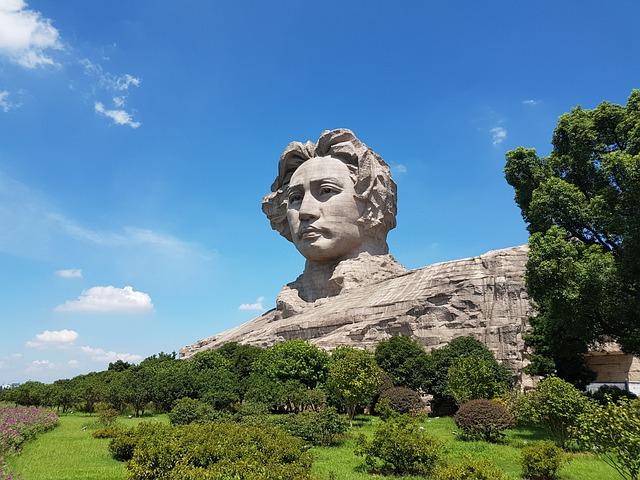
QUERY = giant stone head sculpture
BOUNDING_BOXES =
[262,129,397,263]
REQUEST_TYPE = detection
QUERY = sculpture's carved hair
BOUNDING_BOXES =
[262,129,397,242]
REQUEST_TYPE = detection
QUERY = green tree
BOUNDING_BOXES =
[374,335,429,390]
[51,379,79,413]
[256,340,329,388]
[505,90,640,385]
[573,398,640,480]
[325,346,382,423]
[422,336,498,415]
[446,353,512,405]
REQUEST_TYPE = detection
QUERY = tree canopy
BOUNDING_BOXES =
[505,89,640,386]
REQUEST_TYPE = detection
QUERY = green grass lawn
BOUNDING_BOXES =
[7,413,619,480]
[6,414,168,480]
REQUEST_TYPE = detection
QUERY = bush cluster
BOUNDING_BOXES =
[271,407,348,446]
[586,385,637,405]
[454,399,514,442]
[124,422,313,480]
[521,441,566,480]
[355,415,443,476]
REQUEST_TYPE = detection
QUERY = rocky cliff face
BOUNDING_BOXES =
[181,245,533,382]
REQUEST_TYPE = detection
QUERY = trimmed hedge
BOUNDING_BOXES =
[454,399,514,442]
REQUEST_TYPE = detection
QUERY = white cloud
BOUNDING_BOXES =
[239,296,265,311]
[80,345,141,363]
[29,359,54,369]
[94,101,141,129]
[113,96,125,107]
[26,329,79,347]
[55,268,82,279]
[0,90,17,112]
[522,99,540,106]
[67,359,78,366]
[55,285,153,314]
[490,127,507,145]
[0,0,62,68]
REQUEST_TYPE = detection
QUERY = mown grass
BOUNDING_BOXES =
[6,413,168,480]
[7,413,618,480]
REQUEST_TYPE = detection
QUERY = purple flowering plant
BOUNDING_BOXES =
[0,406,59,479]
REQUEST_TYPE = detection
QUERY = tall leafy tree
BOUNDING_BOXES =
[505,90,640,386]
[326,346,382,423]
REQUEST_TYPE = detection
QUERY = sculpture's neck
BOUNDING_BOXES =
[297,247,406,303]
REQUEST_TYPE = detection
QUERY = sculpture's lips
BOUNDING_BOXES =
[299,226,325,240]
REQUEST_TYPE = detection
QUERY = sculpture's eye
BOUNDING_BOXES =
[288,193,302,204]
[319,186,337,196]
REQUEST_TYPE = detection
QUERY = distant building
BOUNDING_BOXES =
[585,344,640,396]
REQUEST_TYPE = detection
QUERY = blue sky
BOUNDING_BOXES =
[1,0,639,383]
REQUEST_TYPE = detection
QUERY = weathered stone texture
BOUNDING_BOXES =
[181,244,533,382]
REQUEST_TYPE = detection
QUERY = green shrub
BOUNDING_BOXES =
[168,397,231,425]
[92,425,123,439]
[497,390,537,427]
[94,401,118,426]
[377,386,424,415]
[586,385,637,405]
[272,407,348,446]
[234,400,270,417]
[521,441,566,480]
[126,422,313,480]
[433,458,509,480]
[109,422,173,462]
[108,429,137,461]
[528,376,591,447]
[355,415,443,476]
[573,398,640,480]
[454,399,515,442]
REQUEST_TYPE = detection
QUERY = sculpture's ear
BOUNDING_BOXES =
[261,190,293,242]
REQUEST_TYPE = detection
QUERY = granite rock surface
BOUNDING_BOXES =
[181,245,533,382]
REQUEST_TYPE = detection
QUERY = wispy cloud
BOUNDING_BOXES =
[0,90,18,112]
[28,359,55,370]
[55,285,153,314]
[80,58,141,92]
[56,268,82,279]
[522,99,540,106]
[390,163,408,174]
[94,101,141,128]
[26,329,78,348]
[490,127,507,145]
[239,296,265,311]
[0,0,62,68]
[81,58,142,128]
[80,345,142,363]
[0,171,214,262]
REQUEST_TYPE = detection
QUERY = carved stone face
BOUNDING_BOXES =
[286,156,364,263]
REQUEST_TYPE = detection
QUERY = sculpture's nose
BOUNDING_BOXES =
[298,193,320,221]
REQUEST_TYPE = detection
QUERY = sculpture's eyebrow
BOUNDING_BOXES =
[286,183,304,194]
[311,177,343,186]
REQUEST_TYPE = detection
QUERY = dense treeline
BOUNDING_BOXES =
[0,336,512,418]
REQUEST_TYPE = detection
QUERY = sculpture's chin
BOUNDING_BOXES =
[295,237,361,263]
